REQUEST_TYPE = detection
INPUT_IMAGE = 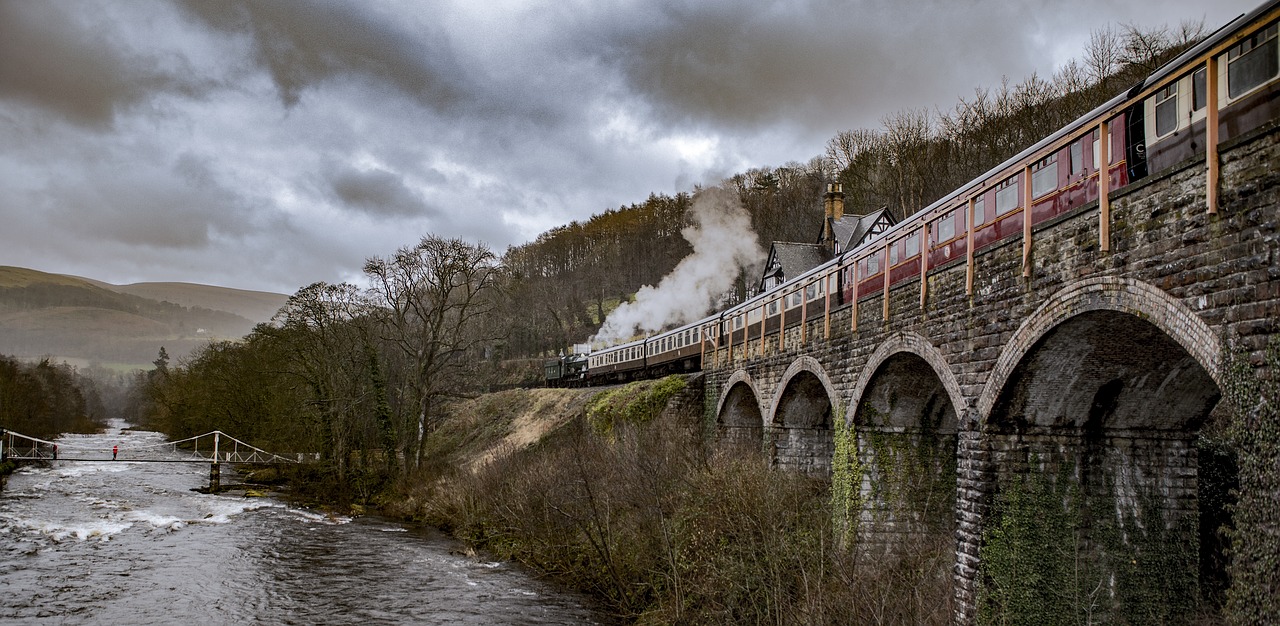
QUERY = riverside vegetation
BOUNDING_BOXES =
[392,376,954,624]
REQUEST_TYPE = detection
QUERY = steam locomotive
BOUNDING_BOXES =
[547,0,1280,388]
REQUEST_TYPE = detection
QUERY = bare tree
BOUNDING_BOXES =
[1085,26,1124,88]
[364,235,500,470]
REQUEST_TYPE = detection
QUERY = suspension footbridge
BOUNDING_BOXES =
[0,428,312,490]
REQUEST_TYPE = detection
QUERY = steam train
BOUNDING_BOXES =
[546,0,1280,388]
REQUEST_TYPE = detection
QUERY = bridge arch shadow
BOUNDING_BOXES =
[715,370,764,452]
[977,277,1228,618]
[844,333,960,600]
[769,356,837,474]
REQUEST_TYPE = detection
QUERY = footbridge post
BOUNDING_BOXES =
[209,432,221,492]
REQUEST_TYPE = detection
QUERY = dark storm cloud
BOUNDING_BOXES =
[0,0,1256,296]
[574,0,1042,133]
[0,1,200,129]
[174,0,473,112]
[326,165,435,218]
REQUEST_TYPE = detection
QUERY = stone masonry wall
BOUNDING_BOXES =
[702,123,1279,624]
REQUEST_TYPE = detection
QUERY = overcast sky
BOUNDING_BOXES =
[0,0,1257,295]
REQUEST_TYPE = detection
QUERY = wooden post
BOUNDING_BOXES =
[800,284,808,344]
[966,197,976,295]
[780,295,786,352]
[1206,58,1220,215]
[1022,166,1032,277]
[728,317,734,365]
[851,261,859,333]
[824,273,832,340]
[919,222,929,309]
[882,245,890,323]
[714,322,721,369]
[701,325,711,368]
[1099,120,1111,251]
[759,302,767,359]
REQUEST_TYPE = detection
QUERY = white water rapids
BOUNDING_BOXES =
[0,422,602,625]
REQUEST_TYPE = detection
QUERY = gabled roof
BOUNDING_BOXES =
[823,207,897,253]
[760,242,831,293]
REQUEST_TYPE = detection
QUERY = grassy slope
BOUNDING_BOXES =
[426,386,606,473]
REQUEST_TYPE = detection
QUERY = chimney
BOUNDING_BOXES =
[822,182,844,253]
[828,181,845,221]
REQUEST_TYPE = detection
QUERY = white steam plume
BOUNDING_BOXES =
[593,186,762,346]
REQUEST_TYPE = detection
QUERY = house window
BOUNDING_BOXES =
[1154,83,1179,137]
[1228,22,1279,99]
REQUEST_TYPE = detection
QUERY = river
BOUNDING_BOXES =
[0,423,603,625]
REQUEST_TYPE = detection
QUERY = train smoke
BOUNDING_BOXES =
[593,186,762,346]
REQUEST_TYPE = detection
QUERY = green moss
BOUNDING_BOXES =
[830,405,863,544]
[978,456,1198,625]
[1222,336,1280,624]
[586,375,688,435]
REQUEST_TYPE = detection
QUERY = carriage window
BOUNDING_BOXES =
[889,241,899,265]
[860,254,880,276]
[1154,83,1179,137]
[1192,67,1207,111]
[1031,155,1058,198]
[934,212,956,243]
[995,178,1019,215]
[1228,22,1279,99]
[973,196,986,225]
[1070,141,1083,176]
[905,232,920,257]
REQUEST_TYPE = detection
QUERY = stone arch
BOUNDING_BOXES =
[769,356,838,473]
[841,332,960,577]
[768,355,838,424]
[976,276,1225,619]
[977,276,1220,422]
[845,331,966,430]
[714,370,765,449]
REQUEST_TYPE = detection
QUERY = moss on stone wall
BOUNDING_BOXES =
[1222,336,1280,625]
[829,405,863,544]
[978,456,1198,624]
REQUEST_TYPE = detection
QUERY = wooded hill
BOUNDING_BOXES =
[499,22,1203,359]
[0,266,287,368]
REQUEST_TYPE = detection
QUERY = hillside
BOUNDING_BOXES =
[0,266,288,369]
[72,278,287,325]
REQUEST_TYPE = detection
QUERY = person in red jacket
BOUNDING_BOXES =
[112,445,118,461]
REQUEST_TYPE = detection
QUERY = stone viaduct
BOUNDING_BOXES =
[703,122,1277,621]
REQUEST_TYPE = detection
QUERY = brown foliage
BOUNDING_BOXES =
[419,409,953,625]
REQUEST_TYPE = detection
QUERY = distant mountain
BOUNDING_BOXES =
[0,266,289,369]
